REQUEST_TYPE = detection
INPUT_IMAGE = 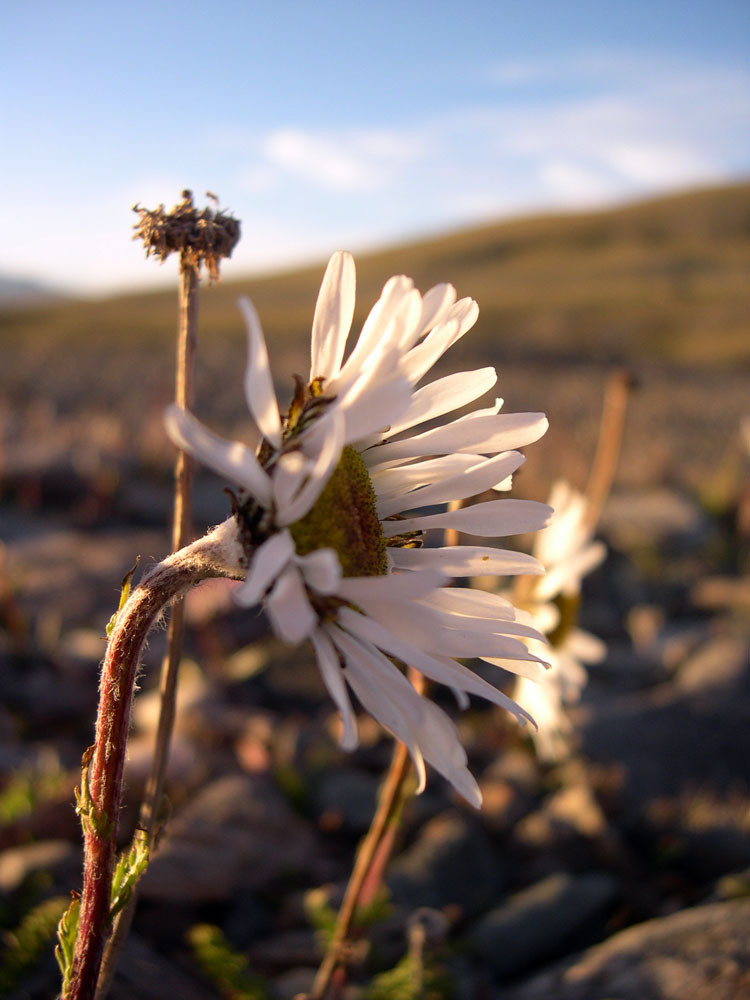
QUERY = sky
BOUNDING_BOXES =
[2,0,749,296]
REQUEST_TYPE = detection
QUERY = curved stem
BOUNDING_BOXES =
[64,520,243,1000]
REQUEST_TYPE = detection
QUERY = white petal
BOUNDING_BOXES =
[383,499,553,538]
[164,404,273,506]
[332,624,483,805]
[342,371,413,444]
[377,452,526,519]
[465,397,504,419]
[336,570,447,603]
[327,275,414,395]
[402,297,479,383]
[330,626,427,792]
[276,409,345,526]
[235,529,295,607]
[413,597,545,640]
[265,565,318,643]
[239,297,282,449]
[296,548,342,594]
[371,455,484,501]
[337,607,534,727]
[417,586,516,621]
[311,628,358,750]
[370,412,549,465]
[389,545,544,577]
[272,451,308,511]
[406,283,458,350]
[381,288,423,357]
[351,598,542,662]
[309,251,356,383]
[387,367,498,438]
[481,656,548,682]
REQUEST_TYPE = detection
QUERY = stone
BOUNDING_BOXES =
[387,811,507,919]
[0,839,80,893]
[471,871,619,981]
[108,932,214,1000]
[140,774,316,903]
[312,767,381,834]
[499,899,750,1000]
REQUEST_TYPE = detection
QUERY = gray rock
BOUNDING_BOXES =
[471,871,619,981]
[312,767,381,834]
[499,898,750,1000]
[140,774,316,903]
[108,932,213,1000]
[0,839,80,893]
[581,683,750,821]
[600,488,709,551]
[388,811,507,918]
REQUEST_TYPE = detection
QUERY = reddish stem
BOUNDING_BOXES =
[64,523,242,1000]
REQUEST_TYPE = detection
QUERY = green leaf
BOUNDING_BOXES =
[106,558,140,637]
[109,827,150,922]
[55,893,81,996]
[187,923,268,1000]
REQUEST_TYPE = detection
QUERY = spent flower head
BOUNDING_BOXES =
[166,252,552,805]
[133,190,241,280]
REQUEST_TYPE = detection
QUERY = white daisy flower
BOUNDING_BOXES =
[165,251,552,806]
[512,480,607,763]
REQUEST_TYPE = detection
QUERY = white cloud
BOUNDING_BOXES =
[258,127,426,192]
[537,160,621,205]
[603,142,716,187]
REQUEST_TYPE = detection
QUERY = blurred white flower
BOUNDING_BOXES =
[166,252,551,806]
[513,480,607,763]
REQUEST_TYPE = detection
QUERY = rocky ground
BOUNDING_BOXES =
[1,355,749,999]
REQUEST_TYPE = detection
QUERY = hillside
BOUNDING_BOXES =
[2,182,749,367]
[1,182,749,498]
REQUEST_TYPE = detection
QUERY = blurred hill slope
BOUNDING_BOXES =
[2,181,749,370]
[1,182,748,498]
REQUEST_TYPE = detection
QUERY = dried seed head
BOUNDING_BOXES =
[132,189,241,281]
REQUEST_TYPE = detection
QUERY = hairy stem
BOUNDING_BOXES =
[64,521,243,1000]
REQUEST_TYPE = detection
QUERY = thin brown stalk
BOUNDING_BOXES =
[64,523,243,1000]
[310,675,426,999]
[308,741,412,1000]
[584,368,632,532]
[96,263,199,998]
[141,261,199,834]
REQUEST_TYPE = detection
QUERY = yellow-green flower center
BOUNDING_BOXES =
[289,445,387,577]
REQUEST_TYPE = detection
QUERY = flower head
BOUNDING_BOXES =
[166,252,551,806]
[512,481,607,762]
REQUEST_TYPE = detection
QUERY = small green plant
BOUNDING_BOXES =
[0,895,69,995]
[363,951,453,1000]
[55,894,80,997]
[187,923,268,1000]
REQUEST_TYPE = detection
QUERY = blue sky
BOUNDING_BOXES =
[3,0,749,295]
